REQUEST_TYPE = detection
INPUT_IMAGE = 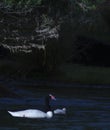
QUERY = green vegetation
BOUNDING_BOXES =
[59,63,110,85]
[2,0,42,8]
[0,0,110,85]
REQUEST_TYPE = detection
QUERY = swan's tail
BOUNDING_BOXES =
[8,111,13,116]
[8,111,16,116]
[8,111,21,117]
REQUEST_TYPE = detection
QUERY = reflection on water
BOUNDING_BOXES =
[0,84,110,130]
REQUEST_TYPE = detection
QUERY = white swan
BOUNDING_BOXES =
[54,108,66,115]
[8,109,53,119]
[8,94,56,119]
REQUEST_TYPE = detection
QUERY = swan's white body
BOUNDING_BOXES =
[8,94,66,119]
[54,108,66,115]
[8,109,53,119]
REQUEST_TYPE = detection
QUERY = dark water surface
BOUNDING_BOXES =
[0,83,110,130]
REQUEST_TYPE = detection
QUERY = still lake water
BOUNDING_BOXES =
[0,83,110,130]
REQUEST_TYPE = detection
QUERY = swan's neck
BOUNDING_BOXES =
[45,96,51,112]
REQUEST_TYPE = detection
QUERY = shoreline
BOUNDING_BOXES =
[0,76,110,98]
[0,76,110,89]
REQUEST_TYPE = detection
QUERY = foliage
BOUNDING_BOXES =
[0,0,110,80]
[59,63,110,84]
[1,0,42,8]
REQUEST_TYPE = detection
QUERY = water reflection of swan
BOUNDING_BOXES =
[8,94,56,119]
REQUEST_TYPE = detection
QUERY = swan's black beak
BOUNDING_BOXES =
[49,94,56,100]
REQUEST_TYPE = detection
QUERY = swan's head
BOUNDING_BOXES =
[46,111,53,118]
[45,94,56,112]
[49,94,56,100]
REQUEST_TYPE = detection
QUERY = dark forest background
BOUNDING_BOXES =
[0,0,110,84]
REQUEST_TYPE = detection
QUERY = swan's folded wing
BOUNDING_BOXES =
[8,109,47,118]
[54,108,66,114]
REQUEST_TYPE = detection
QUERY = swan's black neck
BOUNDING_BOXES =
[45,95,51,112]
